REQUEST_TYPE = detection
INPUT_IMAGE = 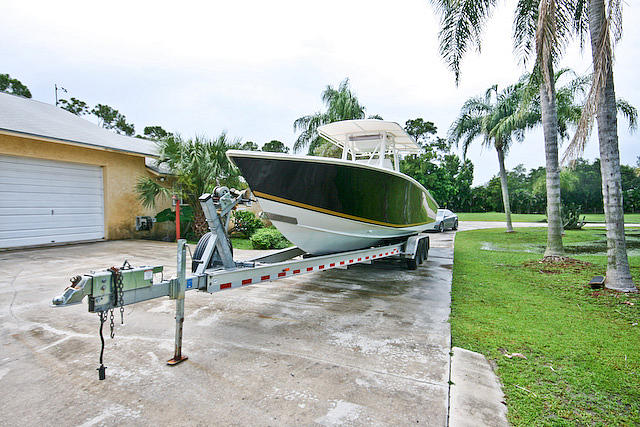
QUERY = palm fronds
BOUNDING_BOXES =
[293,78,366,153]
[136,176,171,209]
[615,99,638,132]
[563,0,624,162]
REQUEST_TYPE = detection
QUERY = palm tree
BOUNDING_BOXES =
[136,133,242,238]
[293,78,366,154]
[430,0,578,257]
[564,0,637,291]
[450,82,536,232]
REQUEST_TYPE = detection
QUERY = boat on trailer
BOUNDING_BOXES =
[227,119,439,254]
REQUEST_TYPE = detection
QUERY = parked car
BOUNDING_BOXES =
[432,209,458,232]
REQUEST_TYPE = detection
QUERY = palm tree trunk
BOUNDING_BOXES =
[193,207,209,239]
[540,60,565,257]
[589,0,635,291]
[496,144,514,232]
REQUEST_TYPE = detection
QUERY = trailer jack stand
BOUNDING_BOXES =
[167,355,188,366]
[167,239,188,366]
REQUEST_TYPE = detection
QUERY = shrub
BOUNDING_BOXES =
[250,228,291,249]
[232,210,264,237]
[562,204,586,230]
[155,206,195,239]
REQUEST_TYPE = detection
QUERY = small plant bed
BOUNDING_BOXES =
[250,227,292,250]
[452,227,639,425]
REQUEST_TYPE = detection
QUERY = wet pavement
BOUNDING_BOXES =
[0,234,457,426]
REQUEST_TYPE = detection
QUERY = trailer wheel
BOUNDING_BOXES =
[191,232,233,272]
[417,240,425,265]
[422,240,429,261]
[406,258,418,270]
[192,232,211,272]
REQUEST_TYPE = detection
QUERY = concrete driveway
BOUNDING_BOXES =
[1,234,457,426]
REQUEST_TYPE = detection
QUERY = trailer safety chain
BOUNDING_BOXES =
[117,273,124,325]
[109,308,115,339]
[119,260,131,325]
[107,266,126,339]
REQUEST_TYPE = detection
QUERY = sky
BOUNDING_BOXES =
[1,0,638,185]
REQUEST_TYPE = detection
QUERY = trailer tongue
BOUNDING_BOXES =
[51,188,430,380]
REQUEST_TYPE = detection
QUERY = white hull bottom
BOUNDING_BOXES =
[257,197,434,255]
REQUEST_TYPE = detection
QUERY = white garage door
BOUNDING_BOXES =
[0,155,105,248]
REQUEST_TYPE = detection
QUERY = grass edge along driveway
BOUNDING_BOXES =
[456,212,640,223]
[451,227,639,425]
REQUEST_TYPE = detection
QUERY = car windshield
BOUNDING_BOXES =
[436,209,445,219]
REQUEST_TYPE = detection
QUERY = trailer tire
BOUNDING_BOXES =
[422,240,429,261]
[192,232,211,272]
[407,258,418,270]
[191,232,233,272]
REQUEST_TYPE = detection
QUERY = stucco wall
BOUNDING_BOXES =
[0,133,173,240]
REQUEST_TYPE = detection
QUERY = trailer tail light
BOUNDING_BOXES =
[242,279,252,285]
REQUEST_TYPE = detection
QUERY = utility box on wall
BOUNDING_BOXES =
[135,216,155,231]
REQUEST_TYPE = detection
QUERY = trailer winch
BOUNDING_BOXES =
[51,188,430,380]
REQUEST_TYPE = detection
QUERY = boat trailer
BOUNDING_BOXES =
[51,188,430,380]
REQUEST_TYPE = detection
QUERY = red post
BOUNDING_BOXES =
[175,198,181,241]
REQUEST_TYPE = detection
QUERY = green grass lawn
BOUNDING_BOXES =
[452,227,639,425]
[230,237,253,249]
[457,212,640,223]
[457,212,547,222]
[188,237,253,249]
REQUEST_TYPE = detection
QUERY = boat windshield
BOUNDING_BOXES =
[317,120,422,171]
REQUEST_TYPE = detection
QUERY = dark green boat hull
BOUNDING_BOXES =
[230,154,438,228]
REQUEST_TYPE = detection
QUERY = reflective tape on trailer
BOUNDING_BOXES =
[205,240,411,294]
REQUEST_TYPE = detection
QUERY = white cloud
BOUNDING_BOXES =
[2,0,638,185]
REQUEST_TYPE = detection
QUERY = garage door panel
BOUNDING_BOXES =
[0,228,104,247]
[0,155,105,248]
[0,225,104,240]
[0,207,103,216]
[0,156,101,172]
[0,213,105,231]
[0,196,103,208]
[0,185,104,196]
[0,173,104,189]
[0,162,103,177]
[0,165,103,184]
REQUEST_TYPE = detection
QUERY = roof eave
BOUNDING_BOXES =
[0,128,160,158]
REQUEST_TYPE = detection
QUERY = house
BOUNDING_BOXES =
[0,92,173,249]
